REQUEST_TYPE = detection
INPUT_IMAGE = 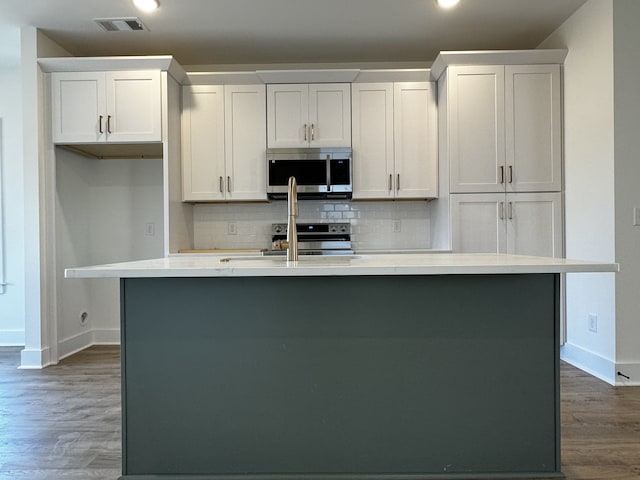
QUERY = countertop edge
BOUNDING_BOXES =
[64,254,620,279]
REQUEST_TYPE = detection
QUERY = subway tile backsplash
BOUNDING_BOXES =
[193,200,432,251]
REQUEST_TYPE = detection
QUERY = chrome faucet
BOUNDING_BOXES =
[287,176,299,262]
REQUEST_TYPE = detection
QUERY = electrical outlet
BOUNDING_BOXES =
[633,207,640,226]
[228,223,237,235]
[393,220,402,233]
[79,311,89,326]
[144,222,155,236]
[588,313,598,333]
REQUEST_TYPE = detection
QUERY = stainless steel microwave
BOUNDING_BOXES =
[266,147,353,199]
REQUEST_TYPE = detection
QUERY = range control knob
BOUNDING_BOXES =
[338,225,348,233]
[273,224,286,234]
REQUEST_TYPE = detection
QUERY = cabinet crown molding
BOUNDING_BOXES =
[430,49,568,81]
[38,55,187,82]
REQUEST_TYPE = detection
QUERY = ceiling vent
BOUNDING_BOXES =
[94,17,148,32]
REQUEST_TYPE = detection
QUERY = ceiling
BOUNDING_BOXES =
[0,0,586,68]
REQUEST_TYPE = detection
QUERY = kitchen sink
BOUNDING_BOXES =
[218,254,370,266]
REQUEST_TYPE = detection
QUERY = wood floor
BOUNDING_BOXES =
[0,346,639,480]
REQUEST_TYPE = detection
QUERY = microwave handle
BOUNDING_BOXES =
[326,154,331,191]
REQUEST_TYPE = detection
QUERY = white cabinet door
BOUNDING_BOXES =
[51,72,105,144]
[105,71,162,143]
[450,194,505,254]
[351,83,394,199]
[308,83,351,147]
[266,84,309,148]
[506,192,563,257]
[451,192,563,256]
[51,70,162,144]
[393,82,438,199]
[506,65,562,192]
[449,66,505,193]
[267,83,351,148]
[224,85,267,201]
[181,85,225,202]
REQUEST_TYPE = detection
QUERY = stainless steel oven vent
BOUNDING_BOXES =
[94,17,147,32]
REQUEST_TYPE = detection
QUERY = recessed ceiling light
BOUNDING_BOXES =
[436,0,460,8]
[133,0,159,12]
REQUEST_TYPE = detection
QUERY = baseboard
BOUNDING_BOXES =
[561,342,616,385]
[58,330,95,361]
[614,362,640,386]
[0,329,25,346]
[58,328,121,361]
[19,346,54,369]
[93,328,120,345]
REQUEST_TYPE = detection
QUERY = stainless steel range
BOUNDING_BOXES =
[269,223,353,255]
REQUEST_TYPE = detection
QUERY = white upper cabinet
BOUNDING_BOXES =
[351,83,394,199]
[182,85,225,201]
[267,83,351,148]
[450,192,563,257]
[52,70,162,144]
[224,85,267,201]
[447,64,561,193]
[352,82,437,199]
[505,65,562,193]
[393,82,438,199]
[448,66,505,193]
[182,84,267,202]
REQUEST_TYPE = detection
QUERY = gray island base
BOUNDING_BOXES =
[119,273,562,480]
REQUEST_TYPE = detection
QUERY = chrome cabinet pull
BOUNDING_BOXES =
[99,115,104,134]
[508,202,513,220]
[219,176,224,193]
[499,165,505,184]
[388,174,393,191]
[303,124,307,141]
[107,115,112,134]
[311,123,315,141]
[397,174,400,191]
[499,201,505,220]
[227,176,231,193]
[508,165,513,184]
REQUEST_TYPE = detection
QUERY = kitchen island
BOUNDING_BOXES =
[66,253,617,480]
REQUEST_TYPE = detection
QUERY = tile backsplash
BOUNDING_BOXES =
[193,200,434,251]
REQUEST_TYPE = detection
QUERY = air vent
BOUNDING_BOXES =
[94,17,148,32]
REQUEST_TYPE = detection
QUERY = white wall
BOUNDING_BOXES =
[0,66,26,345]
[539,0,618,383]
[193,200,434,252]
[612,0,640,382]
[541,0,640,385]
[55,148,164,359]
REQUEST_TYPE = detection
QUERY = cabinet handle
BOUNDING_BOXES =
[508,202,513,220]
[219,176,224,193]
[303,124,307,141]
[508,165,513,184]
[227,176,231,193]
[499,201,505,220]
[397,174,400,191]
[388,174,393,191]
[107,115,112,134]
[98,115,104,134]
[499,165,505,184]
[311,123,315,141]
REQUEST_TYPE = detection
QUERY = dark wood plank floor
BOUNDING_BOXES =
[1,346,639,479]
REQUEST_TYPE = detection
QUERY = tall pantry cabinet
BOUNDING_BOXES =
[432,50,567,257]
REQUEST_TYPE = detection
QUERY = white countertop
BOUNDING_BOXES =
[64,253,618,279]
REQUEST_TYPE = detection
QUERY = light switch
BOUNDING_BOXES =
[634,207,640,227]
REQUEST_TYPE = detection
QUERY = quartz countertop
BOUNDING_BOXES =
[64,253,618,279]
